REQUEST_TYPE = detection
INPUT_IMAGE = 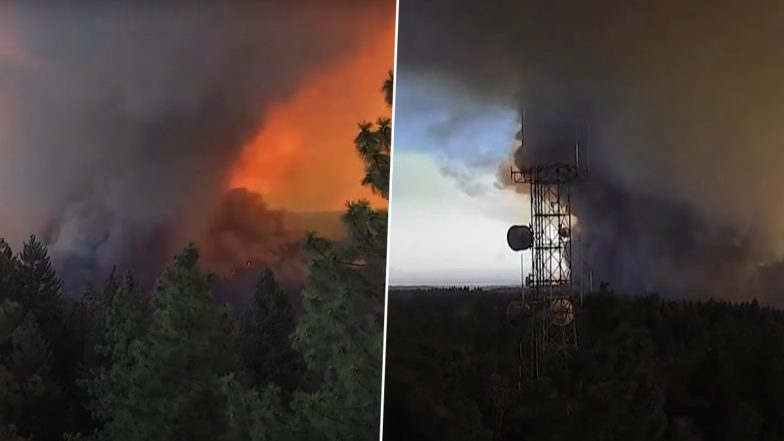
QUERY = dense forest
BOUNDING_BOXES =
[384,286,784,441]
[0,74,392,441]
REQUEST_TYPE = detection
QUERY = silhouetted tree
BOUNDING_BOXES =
[0,299,25,439]
[88,245,236,441]
[11,236,63,341]
[290,73,391,440]
[354,72,392,199]
[384,288,784,441]
[240,268,303,397]
[7,313,63,440]
[221,373,288,441]
[0,240,16,301]
[66,269,143,439]
[382,70,393,107]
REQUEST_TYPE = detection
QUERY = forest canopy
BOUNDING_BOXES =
[384,286,784,441]
[0,72,392,441]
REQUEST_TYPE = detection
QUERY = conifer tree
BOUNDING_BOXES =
[0,300,23,439]
[354,70,392,199]
[7,313,62,440]
[90,244,236,441]
[57,269,129,438]
[11,236,63,341]
[239,268,303,396]
[221,372,288,441]
[71,269,122,374]
[6,237,73,439]
[93,271,145,370]
[10,314,52,395]
[290,73,391,440]
[0,240,16,301]
[67,284,100,379]
[77,271,146,440]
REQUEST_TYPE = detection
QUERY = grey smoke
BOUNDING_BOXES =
[0,1,391,292]
[398,0,784,302]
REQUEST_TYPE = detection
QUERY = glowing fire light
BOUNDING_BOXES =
[229,21,395,212]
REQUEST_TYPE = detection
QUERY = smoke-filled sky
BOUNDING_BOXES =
[389,0,784,304]
[0,1,394,292]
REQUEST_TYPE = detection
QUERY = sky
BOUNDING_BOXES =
[388,74,527,286]
[388,0,784,303]
[0,1,395,292]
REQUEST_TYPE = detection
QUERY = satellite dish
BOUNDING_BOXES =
[506,300,533,326]
[558,226,571,239]
[549,298,575,327]
[507,225,533,251]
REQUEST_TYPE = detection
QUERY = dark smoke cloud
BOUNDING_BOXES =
[398,0,784,302]
[201,188,309,311]
[0,1,392,292]
[200,188,306,284]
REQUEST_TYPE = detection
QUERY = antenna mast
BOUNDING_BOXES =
[506,109,580,382]
[575,128,580,170]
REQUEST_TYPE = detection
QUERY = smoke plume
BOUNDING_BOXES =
[200,188,306,284]
[0,1,393,292]
[399,0,784,302]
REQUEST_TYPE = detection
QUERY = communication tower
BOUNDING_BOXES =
[506,110,582,383]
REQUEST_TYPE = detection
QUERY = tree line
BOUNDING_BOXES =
[0,72,392,441]
[384,286,784,441]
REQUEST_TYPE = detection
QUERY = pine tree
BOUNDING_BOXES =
[78,271,146,440]
[0,300,23,438]
[11,236,63,341]
[239,268,304,396]
[7,312,63,440]
[221,373,288,441]
[90,244,237,441]
[72,269,122,375]
[354,71,393,199]
[67,283,100,379]
[93,271,145,370]
[10,314,52,395]
[290,73,391,440]
[0,240,16,302]
[4,236,73,440]
[60,269,129,438]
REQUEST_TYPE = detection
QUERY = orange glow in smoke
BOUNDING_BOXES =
[230,21,394,212]
[0,8,39,243]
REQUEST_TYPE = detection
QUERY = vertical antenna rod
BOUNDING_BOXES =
[520,253,525,302]
[575,127,579,169]
[520,107,526,149]
[579,236,583,305]
[585,124,591,175]
[511,107,527,181]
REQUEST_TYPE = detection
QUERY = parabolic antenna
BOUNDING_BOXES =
[507,225,533,251]
[549,298,575,327]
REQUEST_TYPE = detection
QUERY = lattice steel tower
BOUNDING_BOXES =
[506,112,581,382]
